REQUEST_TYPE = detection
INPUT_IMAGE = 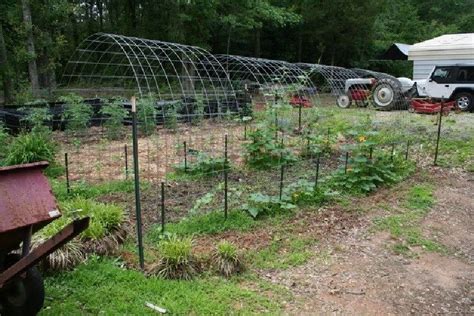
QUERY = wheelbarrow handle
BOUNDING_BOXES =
[0,217,90,288]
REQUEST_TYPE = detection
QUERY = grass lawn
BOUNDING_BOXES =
[41,257,285,315]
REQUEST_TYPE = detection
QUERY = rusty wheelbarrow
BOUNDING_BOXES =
[0,162,89,315]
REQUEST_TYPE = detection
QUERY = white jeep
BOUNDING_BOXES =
[415,64,474,111]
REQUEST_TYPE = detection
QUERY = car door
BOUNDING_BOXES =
[425,66,457,99]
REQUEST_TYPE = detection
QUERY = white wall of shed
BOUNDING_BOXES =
[413,59,474,80]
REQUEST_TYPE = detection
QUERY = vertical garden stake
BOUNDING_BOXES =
[244,123,247,140]
[298,104,302,131]
[405,140,410,160]
[131,96,145,270]
[64,152,70,194]
[224,134,228,220]
[369,145,374,160]
[314,152,320,190]
[274,111,278,142]
[390,143,395,162]
[124,144,129,179]
[183,141,188,172]
[434,99,444,165]
[161,181,165,233]
[344,152,349,174]
[279,139,285,201]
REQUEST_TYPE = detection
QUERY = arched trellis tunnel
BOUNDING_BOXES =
[61,33,239,117]
[61,33,410,114]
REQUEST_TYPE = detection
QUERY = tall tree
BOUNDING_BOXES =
[21,0,39,97]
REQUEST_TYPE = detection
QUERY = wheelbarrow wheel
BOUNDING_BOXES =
[0,254,45,316]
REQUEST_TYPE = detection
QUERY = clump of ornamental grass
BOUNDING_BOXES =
[32,217,86,271]
[151,235,199,280]
[212,240,243,277]
[32,197,127,270]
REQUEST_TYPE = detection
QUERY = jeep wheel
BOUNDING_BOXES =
[454,92,473,111]
[336,95,351,108]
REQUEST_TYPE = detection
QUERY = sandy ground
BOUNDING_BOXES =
[261,168,473,315]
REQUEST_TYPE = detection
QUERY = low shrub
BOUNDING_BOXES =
[284,179,336,206]
[3,132,57,166]
[330,153,415,194]
[60,93,94,134]
[212,241,243,277]
[19,106,52,134]
[151,235,199,280]
[100,98,128,140]
[244,128,297,169]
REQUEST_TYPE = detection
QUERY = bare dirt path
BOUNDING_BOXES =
[265,169,473,315]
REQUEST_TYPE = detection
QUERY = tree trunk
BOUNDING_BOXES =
[127,0,137,34]
[297,29,303,62]
[97,0,104,31]
[0,23,13,105]
[21,0,40,97]
[254,28,261,58]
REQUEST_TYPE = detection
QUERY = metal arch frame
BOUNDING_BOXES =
[61,33,238,116]
[215,54,317,107]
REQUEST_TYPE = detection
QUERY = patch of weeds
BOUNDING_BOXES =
[60,93,94,134]
[50,179,144,202]
[174,152,229,177]
[249,236,317,269]
[42,257,282,315]
[373,184,444,256]
[148,210,256,241]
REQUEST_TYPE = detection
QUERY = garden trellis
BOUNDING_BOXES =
[62,33,239,117]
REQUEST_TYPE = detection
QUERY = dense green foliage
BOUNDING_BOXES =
[1,0,472,103]
[100,98,128,140]
[2,132,56,165]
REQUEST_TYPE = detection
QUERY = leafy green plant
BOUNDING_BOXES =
[164,103,179,130]
[151,235,199,280]
[137,96,157,135]
[244,128,297,169]
[60,93,93,133]
[100,98,128,140]
[19,106,52,134]
[0,122,10,159]
[175,153,229,176]
[3,132,57,166]
[330,152,415,194]
[241,192,296,218]
[284,179,335,206]
[191,96,205,125]
[212,241,243,277]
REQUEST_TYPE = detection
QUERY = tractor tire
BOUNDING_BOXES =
[371,78,402,111]
[0,254,45,316]
[454,92,473,112]
[336,95,351,108]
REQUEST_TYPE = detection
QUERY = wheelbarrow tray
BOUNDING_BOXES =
[0,162,60,252]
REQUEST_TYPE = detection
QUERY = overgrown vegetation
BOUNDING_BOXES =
[137,96,157,135]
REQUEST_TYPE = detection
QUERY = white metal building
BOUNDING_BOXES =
[408,33,474,80]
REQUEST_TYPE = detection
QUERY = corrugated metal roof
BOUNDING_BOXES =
[408,33,474,60]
